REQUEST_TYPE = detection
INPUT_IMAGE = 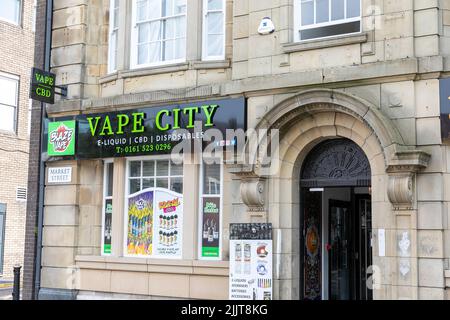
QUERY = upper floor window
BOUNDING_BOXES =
[202,0,225,61]
[108,0,119,73]
[131,0,187,68]
[294,0,361,41]
[0,72,19,132]
[1,0,21,25]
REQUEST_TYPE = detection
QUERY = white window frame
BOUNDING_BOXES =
[130,0,187,69]
[101,160,114,256]
[294,0,362,42]
[201,0,226,61]
[197,156,223,261]
[123,155,184,258]
[0,71,19,133]
[108,0,119,73]
[0,0,22,26]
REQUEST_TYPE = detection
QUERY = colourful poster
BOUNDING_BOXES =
[103,199,112,254]
[127,190,154,256]
[201,197,220,258]
[47,120,76,156]
[153,189,183,258]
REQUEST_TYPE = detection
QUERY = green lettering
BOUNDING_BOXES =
[132,112,145,133]
[99,116,114,136]
[202,105,218,127]
[116,114,129,134]
[183,107,199,128]
[156,110,170,131]
[172,109,180,129]
[87,116,101,136]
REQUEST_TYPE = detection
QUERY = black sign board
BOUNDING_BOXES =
[46,97,246,158]
[30,67,56,104]
[229,223,272,240]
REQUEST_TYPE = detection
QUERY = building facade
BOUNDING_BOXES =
[0,0,35,279]
[25,0,450,300]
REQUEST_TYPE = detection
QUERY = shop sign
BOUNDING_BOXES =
[440,78,450,141]
[200,197,220,258]
[47,120,76,156]
[30,67,56,104]
[46,97,246,158]
[126,188,183,259]
[47,166,72,183]
[229,223,273,300]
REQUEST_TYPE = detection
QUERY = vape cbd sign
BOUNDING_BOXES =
[47,121,76,156]
[30,68,56,104]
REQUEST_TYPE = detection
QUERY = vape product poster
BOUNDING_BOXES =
[153,189,183,258]
[103,199,112,254]
[229,223,273,300]
[201,197,220,258]
[127,190,154,256]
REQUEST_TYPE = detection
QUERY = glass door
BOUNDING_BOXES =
[328,200,351,300]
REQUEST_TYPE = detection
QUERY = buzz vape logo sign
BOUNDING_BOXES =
[47,120,76,156]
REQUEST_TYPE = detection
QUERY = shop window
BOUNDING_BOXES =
[131,0,187,68]
[125,158,184,258]
[202,0,225,61]
[198,158,222,260]
[294,0,361,42]
[108,0,120,73]
[102,161,114,255]
[0,204,6,274]
[0,72,19,133]
[0,0,21,25]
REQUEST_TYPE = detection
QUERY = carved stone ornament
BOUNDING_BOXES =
[387,173,414,211]
[240,179,265,212]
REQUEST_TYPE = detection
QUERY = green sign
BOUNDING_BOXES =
[201,197,220,258]
[30,67,56,104]
[47,120,76,156]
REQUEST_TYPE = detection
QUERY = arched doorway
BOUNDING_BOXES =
[300,138,372,300]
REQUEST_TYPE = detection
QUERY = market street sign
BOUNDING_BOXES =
[30,67,56,104]
[45,97,246,158]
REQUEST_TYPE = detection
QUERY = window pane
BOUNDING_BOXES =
[346,0,360,18]
[0,105,15,132]
[207,0,222,11]
[163,39,175,61]
[148,0,161,19]
[138,43,149,64]
[109,31,117,71]
[316,0,329,23]
[149,42,161,63]
[175,0,186,14]
[203,163,221,195]
[156,178,168,189]
[143,160,154,176]
[0,76,18,106]
[207,34,224,56]
[137,0,148,21]
[113,6,119,29]
[149,21,161,41]
[170,161,183,176]
[163,0,173,16]
[1,0,20,24]
[170,177,183,193]
[106,163,114,197]
[138,23,149,43]
[207,12,223,35]
[130,161,141,177]
[156,160,169,176]
[175,16,186,37]
[143,178,154,189]
[174,38,185,59]
[129,178,141,194]
[331,0,345,21]
[164,18,175,39]
[301,1,314,26]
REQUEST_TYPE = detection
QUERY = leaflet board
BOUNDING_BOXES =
[229,223,273,300]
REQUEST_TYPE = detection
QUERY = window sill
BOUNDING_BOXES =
[282,32,368,53]
[191,59,230,70]
[119,62,190,79]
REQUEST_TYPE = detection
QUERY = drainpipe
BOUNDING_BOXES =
[34,0,53,300]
